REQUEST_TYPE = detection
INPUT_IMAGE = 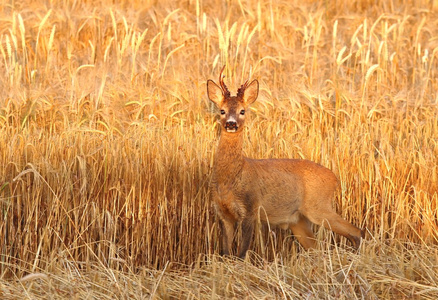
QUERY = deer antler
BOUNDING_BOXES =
[237,79,250,98]
[219,66,231,98]
[237,67,254,98]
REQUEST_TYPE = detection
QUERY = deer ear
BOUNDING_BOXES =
[243,79,259,105]
[207,80,223,106]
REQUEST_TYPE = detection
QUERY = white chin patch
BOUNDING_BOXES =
[226,128,237,133]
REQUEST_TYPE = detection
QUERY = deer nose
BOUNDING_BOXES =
[225,121,237,129]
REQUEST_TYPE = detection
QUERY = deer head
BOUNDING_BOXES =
[207,67,259,133]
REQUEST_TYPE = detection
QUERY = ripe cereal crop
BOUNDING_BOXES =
[0,0,437,298]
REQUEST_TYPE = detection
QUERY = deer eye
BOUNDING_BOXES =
[240,110,245,115]
[220,110,225,115]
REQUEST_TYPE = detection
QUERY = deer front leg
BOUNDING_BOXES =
[220,218,235,256]
[238,218,255,258]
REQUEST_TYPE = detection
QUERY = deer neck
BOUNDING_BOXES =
[214,130,245,182]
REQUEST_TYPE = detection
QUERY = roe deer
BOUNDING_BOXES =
[207,67,364,258]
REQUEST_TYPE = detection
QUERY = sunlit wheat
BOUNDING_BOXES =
[1,0,437,298]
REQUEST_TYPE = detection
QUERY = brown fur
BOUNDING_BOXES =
[207,69,364,258]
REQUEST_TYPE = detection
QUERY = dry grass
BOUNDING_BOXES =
[1,0,438,298]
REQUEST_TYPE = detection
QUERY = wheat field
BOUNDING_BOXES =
[0,0,438,298]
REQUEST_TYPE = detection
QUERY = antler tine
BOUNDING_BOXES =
[219,65,231,98]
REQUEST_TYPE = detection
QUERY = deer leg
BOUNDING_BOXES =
[220,218,235,256]
[237,218,254,258]
[289,214,316,250]
[305,210,363,249]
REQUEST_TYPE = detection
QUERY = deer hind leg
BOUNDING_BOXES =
[305,209,363,249]
[289,214,316,250]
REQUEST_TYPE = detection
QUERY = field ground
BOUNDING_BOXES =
[1,0,438,298]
